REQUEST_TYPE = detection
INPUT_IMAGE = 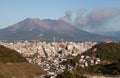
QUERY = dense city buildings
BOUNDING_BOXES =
[0,41,98,77]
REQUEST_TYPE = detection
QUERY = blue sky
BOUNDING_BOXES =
[0,0,120,29]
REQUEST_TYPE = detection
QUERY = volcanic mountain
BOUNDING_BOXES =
[0,18,107,41]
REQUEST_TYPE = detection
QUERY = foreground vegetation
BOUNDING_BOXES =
[0,45,28,63]
[0,45,46,78]
[83,42,120,63]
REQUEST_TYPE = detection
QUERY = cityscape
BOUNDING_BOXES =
[0,40,100,77]
[1,40,120,78]
[0,0,120,78]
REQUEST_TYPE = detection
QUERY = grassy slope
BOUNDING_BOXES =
[0,45,27,63]
[0,63,46,78]
[0,45,46,78]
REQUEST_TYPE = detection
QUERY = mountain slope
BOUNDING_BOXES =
[0,18,107,41]
[100,31,120,38]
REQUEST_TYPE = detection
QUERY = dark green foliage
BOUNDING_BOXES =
[0,45,28,63]
[62,54,81,66]
[62,59,76,67]
[56,70,86,78]
[86,62,120,75]
[81,43,120,75]
[57,70,74,78]
[83,43,120,62]
[75,66,87,76]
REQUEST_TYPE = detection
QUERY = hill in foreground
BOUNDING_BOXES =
[0,45,46,78]
[83,42,120,62]
[82,43,120,75]
[0,45,27,63]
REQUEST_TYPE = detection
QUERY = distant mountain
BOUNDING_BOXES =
[0,18,108,41]
[98,31,120,38]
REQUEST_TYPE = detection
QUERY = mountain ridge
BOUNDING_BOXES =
[0,18,108,41]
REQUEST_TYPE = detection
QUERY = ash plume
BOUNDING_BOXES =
[87,8,120,26]
[75,9,88,27]
[59,9,72,24]
[60,8,120,32]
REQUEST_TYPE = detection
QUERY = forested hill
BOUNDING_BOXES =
[83,42,120,62]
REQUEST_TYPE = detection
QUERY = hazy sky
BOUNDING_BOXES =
[0,0,120,32]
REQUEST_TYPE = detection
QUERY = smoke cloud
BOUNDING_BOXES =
[75,9,88,27]
[59,9,72,24]
[86,8,120,32]
[61,8,120,32]
[87,8,120,26]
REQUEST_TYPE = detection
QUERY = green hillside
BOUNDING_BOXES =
[83,42,120,62]
[0,45,28,63]
[82,42,120,75]
[0,45,46,78]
